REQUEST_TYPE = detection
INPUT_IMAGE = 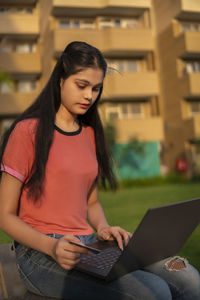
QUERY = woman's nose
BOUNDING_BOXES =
[84,88,92,101]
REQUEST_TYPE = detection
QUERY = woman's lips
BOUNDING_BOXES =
[79,103,89,109]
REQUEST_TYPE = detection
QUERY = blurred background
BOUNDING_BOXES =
[0,0,200,182]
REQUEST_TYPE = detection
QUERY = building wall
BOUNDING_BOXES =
[153,0,200,174]
[38,0,54,86]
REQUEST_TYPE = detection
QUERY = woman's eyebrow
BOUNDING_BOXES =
[76,79,102,87]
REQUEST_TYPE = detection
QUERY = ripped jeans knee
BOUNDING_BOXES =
[164,256,187,271]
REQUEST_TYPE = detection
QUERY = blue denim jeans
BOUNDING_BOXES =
[15,234,200,300]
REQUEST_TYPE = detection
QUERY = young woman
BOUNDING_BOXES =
[0,41,199,300]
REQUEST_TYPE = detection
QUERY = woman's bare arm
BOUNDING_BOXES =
[0,172,88,270]
[87,183,109,232]
[87,184,131,250]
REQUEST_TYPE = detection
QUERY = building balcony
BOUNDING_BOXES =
[103,72,159,100]
[0,92,38,115]
[53,28,154,57]
[0,0,37,5]
[176,31,200,59]
[0,52,41,78]
[175,0,200,21]
[180,73,200,99]
[112,117,164,143]
[183,114,200,141]
[52,0,151,17]
[0,13,39,39]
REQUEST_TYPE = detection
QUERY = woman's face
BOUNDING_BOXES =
[59,67,104,119]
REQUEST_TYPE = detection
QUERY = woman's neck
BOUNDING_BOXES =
[55,109,79,132]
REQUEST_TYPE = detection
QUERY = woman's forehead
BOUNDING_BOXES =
[73,67,104,85]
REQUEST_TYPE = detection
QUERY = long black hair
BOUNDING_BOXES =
[0,41,117,201]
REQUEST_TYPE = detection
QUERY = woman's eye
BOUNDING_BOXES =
[93,87,100,92]
[77,84,86,89]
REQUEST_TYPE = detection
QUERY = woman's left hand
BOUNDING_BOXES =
[97,226,132,250]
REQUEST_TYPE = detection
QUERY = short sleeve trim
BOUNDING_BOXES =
[1,164,25,182]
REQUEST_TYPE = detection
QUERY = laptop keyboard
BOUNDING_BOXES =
[79,248,122,276]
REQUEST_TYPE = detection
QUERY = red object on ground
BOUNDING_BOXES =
[176,158,188,173]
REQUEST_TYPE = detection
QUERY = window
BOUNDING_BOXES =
[186,62,196,73]
[181,22,200,32]
[106,103,120,120]
[16,8,24,13]
[0,44,12,53]
[99,17,139,29]
[26,8,33,14]
[189,102,200,114]
[15,8,33,14]
[18,81,37,93]
[59,20,70,28]
[121,103,128,114]
[59,19,95,29]
[107,60,119,72]
[114,19,121,27]
[185,61,200,73]
[181,23,191,32]
[130,103,142,116]
[99,18,113,29]
[121,103,142,118]
[80,19,95,29]
[118,61,125,72]
[127,61,139,72]
[121,18,139,29]
[107,59,139,73]
[0,82,14,94]
[0,8,9,14]
[16,43,36,53]
[193,24,200,31]
[73,20,80,28]
[106,102,143,120]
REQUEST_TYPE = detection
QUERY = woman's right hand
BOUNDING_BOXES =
[51,234,90,270]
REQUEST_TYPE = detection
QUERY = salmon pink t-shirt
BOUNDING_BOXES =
[1,118,98,235]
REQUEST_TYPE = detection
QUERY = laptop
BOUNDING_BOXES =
[73,198,200,282]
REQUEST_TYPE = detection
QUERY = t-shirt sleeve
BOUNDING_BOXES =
[1,122,34,183]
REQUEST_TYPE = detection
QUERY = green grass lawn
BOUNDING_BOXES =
[0,182,200,270]
[99,183,200,271]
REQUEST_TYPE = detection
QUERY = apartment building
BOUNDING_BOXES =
[0,0,41,132]
[153,0,200,175]
[0,0,165,178]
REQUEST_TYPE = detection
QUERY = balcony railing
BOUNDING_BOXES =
[0,13,39,39]
[112,117,164,143]
[0,52,41,77]
[0,92,39,115]
[183,114,200,141]
[175,31,200,58]
[180,73,200,99]
[52,0,151,17]
[175,0,200,21]
[103,72,159,99]
[0,0,37,5]
[53,28,154,57]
